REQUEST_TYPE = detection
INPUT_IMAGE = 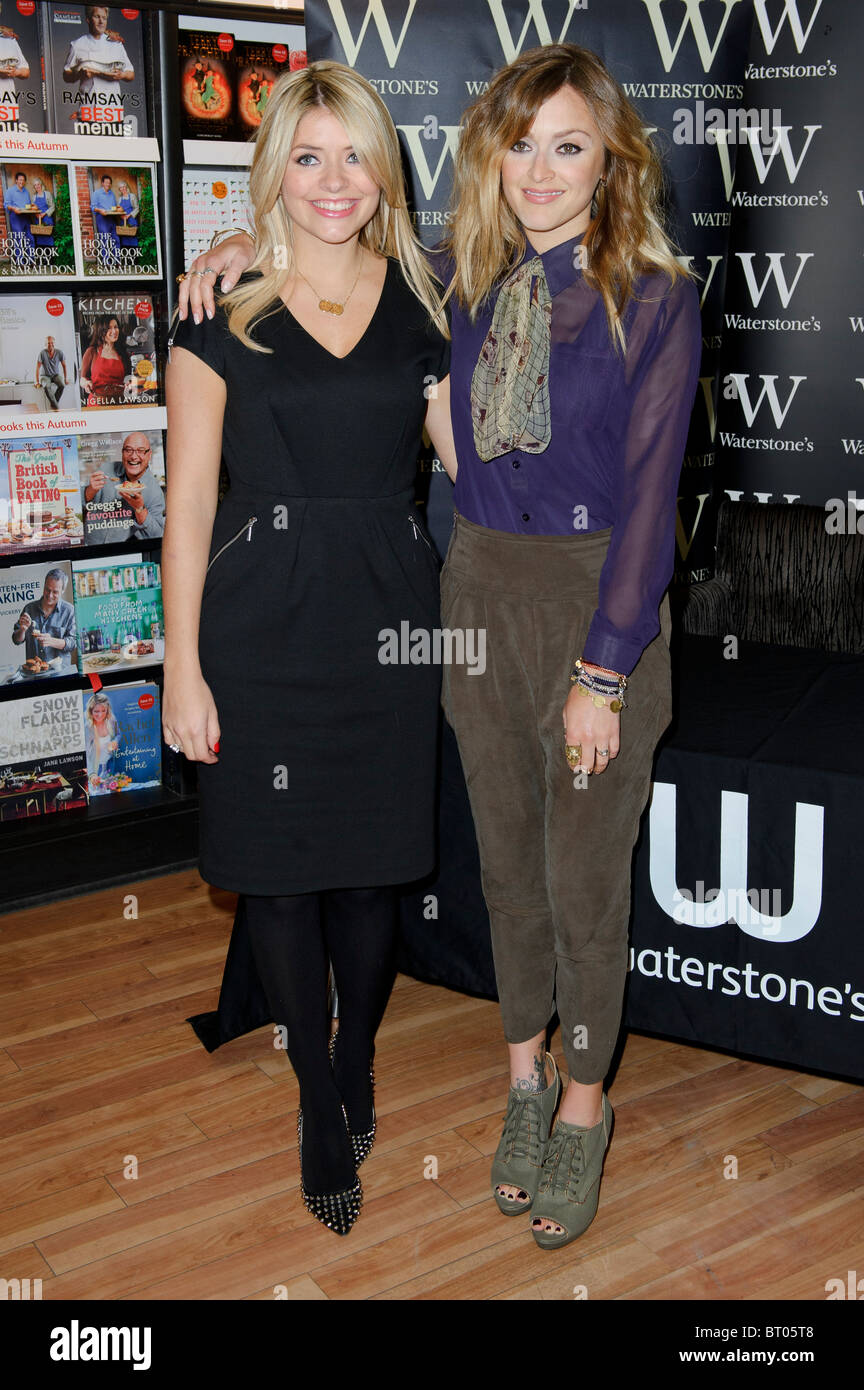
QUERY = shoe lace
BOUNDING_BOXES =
[501,1091,546,1167]
[538,1128,585,1197]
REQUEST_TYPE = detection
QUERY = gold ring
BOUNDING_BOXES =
[565,742,582,769]
[175,272,187,283]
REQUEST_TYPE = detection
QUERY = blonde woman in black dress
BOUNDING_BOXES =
[163,62,454,1237]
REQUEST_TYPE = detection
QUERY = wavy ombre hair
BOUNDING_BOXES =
[220,60,447,351]
[442,44,694,354]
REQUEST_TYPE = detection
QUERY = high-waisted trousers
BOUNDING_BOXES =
[440,510,673,1085]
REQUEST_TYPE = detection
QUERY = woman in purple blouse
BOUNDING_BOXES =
[177,42,702,1252]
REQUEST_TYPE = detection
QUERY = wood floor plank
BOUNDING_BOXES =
[38,1152,302,1275]
[0,1067,272,1176]
[82,963,224,1020]
[687,1193,864,1299]
[493,1236,671,1301]
[120,1183,461,1301]
[246,1274,328,1300]
[7,991,220,1071]
[0,1049,19,1077]
[0,1241,54,1282]
[0,1178,124,1256]
[0,1114,205,1212]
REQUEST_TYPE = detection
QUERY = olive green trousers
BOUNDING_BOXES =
[441,510,672,1084]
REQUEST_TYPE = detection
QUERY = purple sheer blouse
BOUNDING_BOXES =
[434,232,703,676]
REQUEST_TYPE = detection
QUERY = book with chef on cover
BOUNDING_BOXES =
[78,426,165,543]
[0,1,48,134]
[0,558,78,686]
[73,293,159,407]
[41,3,149,138]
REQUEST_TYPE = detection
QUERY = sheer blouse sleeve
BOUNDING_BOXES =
[581,273,703,677]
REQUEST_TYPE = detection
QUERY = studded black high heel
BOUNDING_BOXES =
[329,1030,376,1167]
[296,1104,362,1236]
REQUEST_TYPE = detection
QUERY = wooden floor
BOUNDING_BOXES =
[0,868,862,1302]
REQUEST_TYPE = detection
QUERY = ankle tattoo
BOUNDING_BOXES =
[512,1048,547,1093]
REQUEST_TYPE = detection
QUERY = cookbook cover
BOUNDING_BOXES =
[0,291,77,415]
[0,0,47,134]
[73,164,160,279]
[0,434,83,553]
[78,425,164,543]
[0,558,78,685]
[42,3,149,138]
[0,162,76,280]
[0,689,88,820]
[82,678,161,795]
[73,292,158,407]
[72,552,163,677]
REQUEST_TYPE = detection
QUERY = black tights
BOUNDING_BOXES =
[243,886,398,1193]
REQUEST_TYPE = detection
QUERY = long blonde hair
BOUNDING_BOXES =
[220,60,448,351]
[442,44,696,354]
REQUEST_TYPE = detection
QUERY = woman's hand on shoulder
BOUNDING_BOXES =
[178,233,256,322]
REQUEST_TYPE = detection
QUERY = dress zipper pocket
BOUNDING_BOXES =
[409,514,434,553]
[206,515,258,573]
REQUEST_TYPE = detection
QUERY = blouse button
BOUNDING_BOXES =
[521,512,530,522]
[511,459,520,469]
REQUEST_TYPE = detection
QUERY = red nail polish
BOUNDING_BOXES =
[213,740,220,752]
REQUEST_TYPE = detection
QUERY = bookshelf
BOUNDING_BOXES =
[0,3,304,910]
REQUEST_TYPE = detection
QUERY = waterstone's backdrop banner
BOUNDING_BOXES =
[306,1,864,1077]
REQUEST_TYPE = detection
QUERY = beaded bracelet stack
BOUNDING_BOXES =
[569,658,628,712]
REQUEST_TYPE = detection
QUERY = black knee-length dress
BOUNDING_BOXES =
[167,259,449,895]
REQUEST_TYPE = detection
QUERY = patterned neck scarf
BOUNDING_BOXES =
[471,255,552,463]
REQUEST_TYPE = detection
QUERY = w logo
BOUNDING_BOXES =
[398,124,461,200]
[753,0,823,55]
[641,0,745,73]
[725,372,806,428]
[486,0,586,63]
[650,784,824,942]
[736,251,814,308]
[325,0,418,67]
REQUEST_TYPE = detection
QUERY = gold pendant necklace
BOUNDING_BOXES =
[294,256,363,316]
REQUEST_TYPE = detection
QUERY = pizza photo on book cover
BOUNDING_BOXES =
[42,3,149,138]
[0,163,77,280]
[73,164,160,278]
[0,1,48,134]
[74,293,159,408]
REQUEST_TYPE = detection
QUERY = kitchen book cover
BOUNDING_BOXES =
[72,551,163,677]
[73,292,159,407]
